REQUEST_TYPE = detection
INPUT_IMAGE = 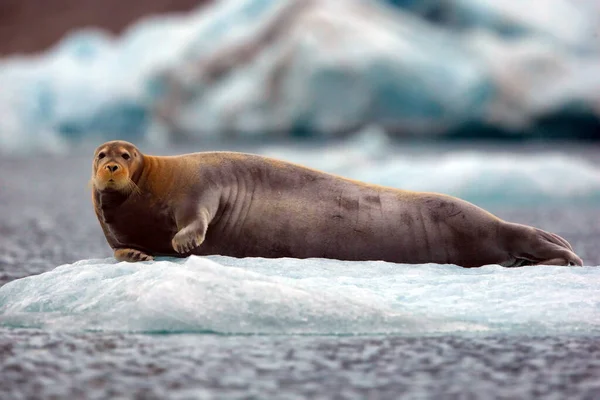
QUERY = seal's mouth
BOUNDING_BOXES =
[101,177,117,186]
[93,174,129,191]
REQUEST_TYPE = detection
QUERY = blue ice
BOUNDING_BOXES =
[1,256,599,335]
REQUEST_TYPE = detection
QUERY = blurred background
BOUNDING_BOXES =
[1,0,599,151]
[1,0,600,270]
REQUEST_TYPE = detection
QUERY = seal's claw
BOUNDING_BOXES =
[114,248,154,263]
[172,228,204,254]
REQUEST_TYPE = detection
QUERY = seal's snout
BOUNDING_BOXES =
[94,157,129,187]
[105,164,119,173]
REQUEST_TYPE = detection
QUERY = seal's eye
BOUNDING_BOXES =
[98,152,106,160]
[122,153,130,160]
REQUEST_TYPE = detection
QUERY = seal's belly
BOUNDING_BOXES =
[200,185,418,261]
[199,185,497,264]
[105,200,177,255]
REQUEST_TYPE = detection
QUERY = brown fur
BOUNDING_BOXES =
[91,140,583,267]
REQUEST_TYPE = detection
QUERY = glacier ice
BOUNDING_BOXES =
[388,0,599,48]
[0,255,599,335]
[0,0,599,152]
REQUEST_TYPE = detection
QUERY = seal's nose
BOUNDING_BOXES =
[105,164,119,173]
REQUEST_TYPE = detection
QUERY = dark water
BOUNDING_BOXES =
[2,331,600,399]
[1,143,600,399]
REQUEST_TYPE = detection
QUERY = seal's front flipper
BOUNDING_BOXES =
[172,222,206,254]
[114,248,154,262]
[172,206,212,254]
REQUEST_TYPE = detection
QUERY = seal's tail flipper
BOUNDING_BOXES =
[506,224,583,267]
[531,229,583,266]
[532,257,578,266]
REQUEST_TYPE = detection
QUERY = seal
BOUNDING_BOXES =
[91,140,583,267]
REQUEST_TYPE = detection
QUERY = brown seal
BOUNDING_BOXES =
[91,140,583,267]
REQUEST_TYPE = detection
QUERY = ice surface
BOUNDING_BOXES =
[1,256,598,335]
[1,0,599,152]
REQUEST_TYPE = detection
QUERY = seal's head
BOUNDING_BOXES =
[92,140,143,193]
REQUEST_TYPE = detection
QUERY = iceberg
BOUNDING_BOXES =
[0,0,599,152]
[387,0,599,48]
[0,255,599,335]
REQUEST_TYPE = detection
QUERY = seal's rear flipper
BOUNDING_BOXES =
[503,223,583,267]
[533,258,579,266]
